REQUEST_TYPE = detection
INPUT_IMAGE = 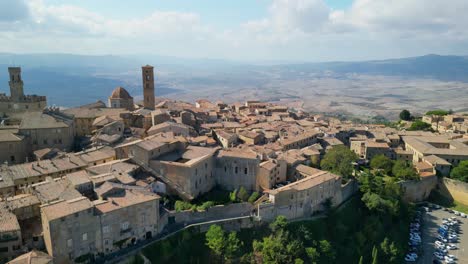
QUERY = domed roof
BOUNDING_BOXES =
[110,86,132,99]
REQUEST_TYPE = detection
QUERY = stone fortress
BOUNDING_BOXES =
[0,67,47,117]
[0,63,467,263]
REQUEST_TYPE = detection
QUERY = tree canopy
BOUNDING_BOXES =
[392,160,419,181]
[450,161,468,182]
[426,109,450,116]
[399,110,411,121]
[320,145,358,179]
[407,120,432,131]
[205,224,242,261]
[370,155,394,175]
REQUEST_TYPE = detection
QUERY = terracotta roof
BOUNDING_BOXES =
[41,197,93,221]
[110,86,133,99]
[7,250,53,264]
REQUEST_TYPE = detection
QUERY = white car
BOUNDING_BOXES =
[435,241,445,247]
[447,244,458,250]
[461,213,467,218]
[447,254,456,259]
[404,256,416,262]
[454,211,461,216]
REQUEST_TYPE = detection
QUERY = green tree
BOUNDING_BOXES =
[392,160,419,180]
[358,256,364,264]
[408,120,432,131]
[175,200,195,212]
[294,259,304,264]
[451,160,468,182]
[225,231,242,260]
[426,109,449,116]
[399,110,411,121]
[237,186,249,202]
[371,246,378,264]
[370,155,394,175]
[248,192,260,203]
[306,247,320,262]
[269,215,288,233]
[318,240,335,262]
[253,231,303,264]
[320,145,358,179]
[206,225,225,257]
[229,189,238,202]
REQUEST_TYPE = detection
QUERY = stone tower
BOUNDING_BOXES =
[142,65,155,110]
[8,67,24,101]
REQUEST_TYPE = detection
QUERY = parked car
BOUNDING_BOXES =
[447,244,458,250]
[435,241,445,247]
[405,255,416,262]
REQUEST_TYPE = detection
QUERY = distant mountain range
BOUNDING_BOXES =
[0,53,467,107]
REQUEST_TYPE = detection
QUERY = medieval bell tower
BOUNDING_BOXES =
[8,67,24,101]
[142,65,155,110]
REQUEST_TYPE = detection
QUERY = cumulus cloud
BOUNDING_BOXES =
[0,0,467,61]
[0,0,30,22]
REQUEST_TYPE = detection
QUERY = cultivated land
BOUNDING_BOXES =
[161,74,468,120]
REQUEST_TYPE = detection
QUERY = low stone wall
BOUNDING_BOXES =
[169,202,254,225]
[400,175,438,202]
[439,178,468,205]
[197,217,256,232]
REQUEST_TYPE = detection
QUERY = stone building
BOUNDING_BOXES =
[0,130,28,164]
[63,106,128,137]
[94,185,160,254]
[265,170,342,220]
[403,136,468,167]
[142,65,155,110]
[257,159,287,191]
[40,197,98,263]
[0,204,22,262]
[108,87,134,111]
[0,67,47,117]
[18,108,75,152]
[215,149,260,192]
[150,146,217,199]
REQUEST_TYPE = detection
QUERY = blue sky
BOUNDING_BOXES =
[1,0,467,61]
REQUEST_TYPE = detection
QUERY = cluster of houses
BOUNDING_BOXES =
[1,66,468,263]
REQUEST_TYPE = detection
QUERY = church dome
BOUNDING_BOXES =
[110,86,133,99]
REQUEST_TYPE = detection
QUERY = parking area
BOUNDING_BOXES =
[418,205,468,264]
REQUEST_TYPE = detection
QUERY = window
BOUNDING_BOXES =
[58,139,62,144]
[103,226,110,233]
[104,239,110,245]
[33,236,39,242]
[13,245,21,251]
[25,105,29,109]
[235,167,238,174]
[10,156,15,162]
[121,222,130,231]
[82,233,88,241]
[244,168,248,175]
[43,139,48,144]
[146,75,150,81]
[67,239,73,248]
[0,247,8,253]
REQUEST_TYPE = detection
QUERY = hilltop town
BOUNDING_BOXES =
[1,66,468,264]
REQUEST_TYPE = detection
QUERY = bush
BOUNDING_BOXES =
[197,201,215,211]
[407,120,432,131]
[451,161,468,182]
[237,187,249,202]
[248,192,260,203]
[175,200,195,212]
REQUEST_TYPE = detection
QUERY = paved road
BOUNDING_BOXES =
[418,208,468,264]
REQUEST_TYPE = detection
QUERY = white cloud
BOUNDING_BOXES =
[0,0,467,61]
[0,0,30,22]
